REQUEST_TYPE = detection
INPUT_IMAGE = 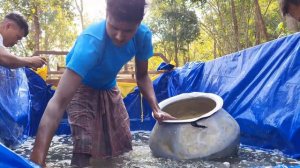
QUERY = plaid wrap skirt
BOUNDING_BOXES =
[66,84,132,158]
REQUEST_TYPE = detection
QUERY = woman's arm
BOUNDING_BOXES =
[135,58,176,122]
[30,69,82,166]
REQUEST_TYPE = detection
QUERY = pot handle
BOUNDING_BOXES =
[191,121,207,128]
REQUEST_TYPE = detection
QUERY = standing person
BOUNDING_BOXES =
[280,0,300,21]
[0,12,46,69]
[30,0,176,167]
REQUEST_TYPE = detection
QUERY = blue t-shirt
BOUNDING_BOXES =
[66,20,153,89]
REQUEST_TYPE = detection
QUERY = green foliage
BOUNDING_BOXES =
[189,0,207,5]
[146,0,200,66]
[0,0,295,67]
[146,0,288,65]
[0,0,78,56]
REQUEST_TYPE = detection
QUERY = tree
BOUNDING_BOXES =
[145,0,284,64]
[197,0,281,56]
[74,0,84,31]
[230,0,240,50]
[254,0,269,44]
[147,0,200,66]
[0,0,78,56]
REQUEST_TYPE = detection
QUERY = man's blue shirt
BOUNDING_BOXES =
[66,20,153,89]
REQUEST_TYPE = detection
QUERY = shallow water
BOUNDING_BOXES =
[13,132,300,168]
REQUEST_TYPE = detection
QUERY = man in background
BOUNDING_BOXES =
[0,12,46,69]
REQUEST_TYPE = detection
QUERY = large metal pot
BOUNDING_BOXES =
[149,92,240,160]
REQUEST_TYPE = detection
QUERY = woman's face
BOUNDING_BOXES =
[106,14,140,47]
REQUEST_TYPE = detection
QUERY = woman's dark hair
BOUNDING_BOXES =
[106,0,146,23]
[280,0,300,16]
[5,12,29,37]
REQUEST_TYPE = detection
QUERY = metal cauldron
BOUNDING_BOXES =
[149,92,240,160]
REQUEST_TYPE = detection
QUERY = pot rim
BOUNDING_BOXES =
[154,92,223,123]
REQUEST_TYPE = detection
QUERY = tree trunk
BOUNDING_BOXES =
[172,20,179,66]
[230,0,240,51]
[33,5,40,52]
[255,18,261,45]
[213,39,217,59]
[245,5,252,48]
[174,39,179,66]
[186,44,190,63]
[215,0,234,53]
[75,0,84,31]
[254,0,269,42]
[200,21,221,57]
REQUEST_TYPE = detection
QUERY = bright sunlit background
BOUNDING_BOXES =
[82,0,151,24]
[84,0,106,21]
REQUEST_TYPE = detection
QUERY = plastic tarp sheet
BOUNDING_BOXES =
[25,68,70,136]
[124,33,300,158]
[0,67,30,147]
[0,68,69,168]
[0,67,70,143]
[0,143,39,168]
[25,68,54,136]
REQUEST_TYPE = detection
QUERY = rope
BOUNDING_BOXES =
[140,93,144,122]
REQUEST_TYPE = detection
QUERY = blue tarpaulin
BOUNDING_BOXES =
[25,69,70,136]
[0,67,30,147]
[0,32,299,167]
[25,68,54,136]
[0,68,69,167]
[124,33,300,158]
[0,143,39,168]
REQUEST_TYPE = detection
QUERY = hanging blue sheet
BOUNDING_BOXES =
[124,33,300,158]
[25,69,70,136]
[0,67,30,147]
[0,68,69,167]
